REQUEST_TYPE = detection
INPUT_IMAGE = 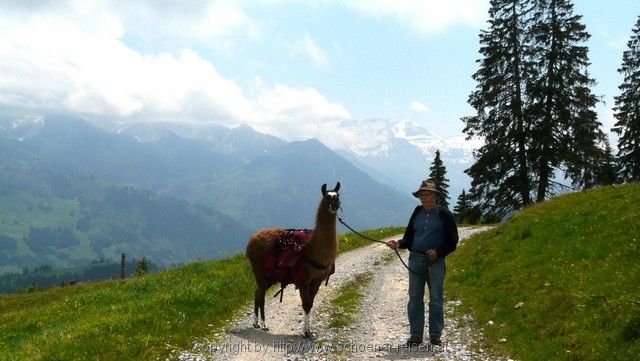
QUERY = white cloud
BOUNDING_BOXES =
[0,0,477,153]
[302,33,330,68]
[0,1,355,147]
[110,0,263,46]
[410,101,429,112]
[252,83,353,148]
[255,85,350,121]
[341,0,488,35]
[0,6,251,124]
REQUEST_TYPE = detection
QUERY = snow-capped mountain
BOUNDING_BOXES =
[338,119,483,203]
[1,113,482,207]
[0,114,45,140]
[390,120,480,161]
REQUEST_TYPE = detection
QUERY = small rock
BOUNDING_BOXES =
[499,338,507,343]
[514,302,524,309]
[487,320,494,326]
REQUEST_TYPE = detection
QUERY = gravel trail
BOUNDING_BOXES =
[174,226,509,361]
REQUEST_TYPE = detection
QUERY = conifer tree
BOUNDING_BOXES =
[528,0,605,197]
[594,140,620,186]
[134,257,149,277]
[466,0,605,216]
[453,189,471,223]
[613,15,640,182]
[463,0,535,217]
[428,150,450,209]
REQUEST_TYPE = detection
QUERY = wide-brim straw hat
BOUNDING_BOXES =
[412,180,440,198]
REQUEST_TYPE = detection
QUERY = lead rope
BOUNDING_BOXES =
[337,213,424,276]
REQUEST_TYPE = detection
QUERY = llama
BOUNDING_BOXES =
[245,182,341,338]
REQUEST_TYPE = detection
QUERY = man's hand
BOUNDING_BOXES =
[426,249,438,262]
[386,239,399,250]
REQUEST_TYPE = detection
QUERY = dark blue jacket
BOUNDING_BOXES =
[398,206,459,258]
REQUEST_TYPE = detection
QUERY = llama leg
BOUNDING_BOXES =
[258,287,269,331]
[300,279,323,338]
[299,284,312,337]
[304,312,310,335]
[253,288,261,328]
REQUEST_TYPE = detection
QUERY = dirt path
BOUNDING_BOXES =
[174,226,507,361]
[340,226,503,360]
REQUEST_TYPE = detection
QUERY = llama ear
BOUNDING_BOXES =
[321,183,327,195]
[334,182,340,192]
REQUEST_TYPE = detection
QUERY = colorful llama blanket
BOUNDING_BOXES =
[265,229,313,286]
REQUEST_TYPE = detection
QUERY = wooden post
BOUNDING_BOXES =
[120,253,126,279]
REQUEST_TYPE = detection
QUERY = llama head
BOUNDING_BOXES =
[321,182,341,214]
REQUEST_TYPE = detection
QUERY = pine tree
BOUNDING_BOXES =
[595,140,620,186]
[134,257,149,277]
[428,150,451,209]
[465,0,605,215]
[453,189,471,223]
[613,15,640,182]
[463,0,535,217]
[467,206,483,225]
[528,0,605,197]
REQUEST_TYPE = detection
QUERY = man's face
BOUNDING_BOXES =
[419,191,437,209]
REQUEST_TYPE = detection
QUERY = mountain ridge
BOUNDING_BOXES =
[0,115,416,272]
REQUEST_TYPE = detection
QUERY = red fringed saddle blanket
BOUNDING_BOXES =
[265,229,313,286]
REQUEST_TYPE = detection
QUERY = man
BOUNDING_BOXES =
[386,180,459,347]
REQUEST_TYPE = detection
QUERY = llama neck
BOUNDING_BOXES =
[307,205,338,262]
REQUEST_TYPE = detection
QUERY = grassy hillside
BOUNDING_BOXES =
[0,227,403,360]
[0,255,253,361]
[447,183,640,360]
[0,166,252,274]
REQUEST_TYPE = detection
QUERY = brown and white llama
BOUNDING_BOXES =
[245,182,341,338]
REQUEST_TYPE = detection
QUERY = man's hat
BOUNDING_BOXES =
[412,180,440,198]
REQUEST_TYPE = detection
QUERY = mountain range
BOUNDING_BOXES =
[2,115,478,197]
[1,115,443,272]
[336,119,479,200]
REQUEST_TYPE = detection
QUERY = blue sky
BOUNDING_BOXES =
[1,0,639,150]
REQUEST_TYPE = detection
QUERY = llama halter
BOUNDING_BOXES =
[324,191,341,214]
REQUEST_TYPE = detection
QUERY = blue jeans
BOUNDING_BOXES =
[407,252,446,339]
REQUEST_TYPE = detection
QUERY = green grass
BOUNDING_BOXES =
[326,272,374,330]
[320,271,375,360]
[0,227,403,360]
[0,254,255,360]
[447,183,640,361]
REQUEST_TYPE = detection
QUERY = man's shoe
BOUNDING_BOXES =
[406,336,423,346]
[429,336,442,346]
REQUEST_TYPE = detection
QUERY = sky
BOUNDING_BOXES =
[1,0,639,151]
